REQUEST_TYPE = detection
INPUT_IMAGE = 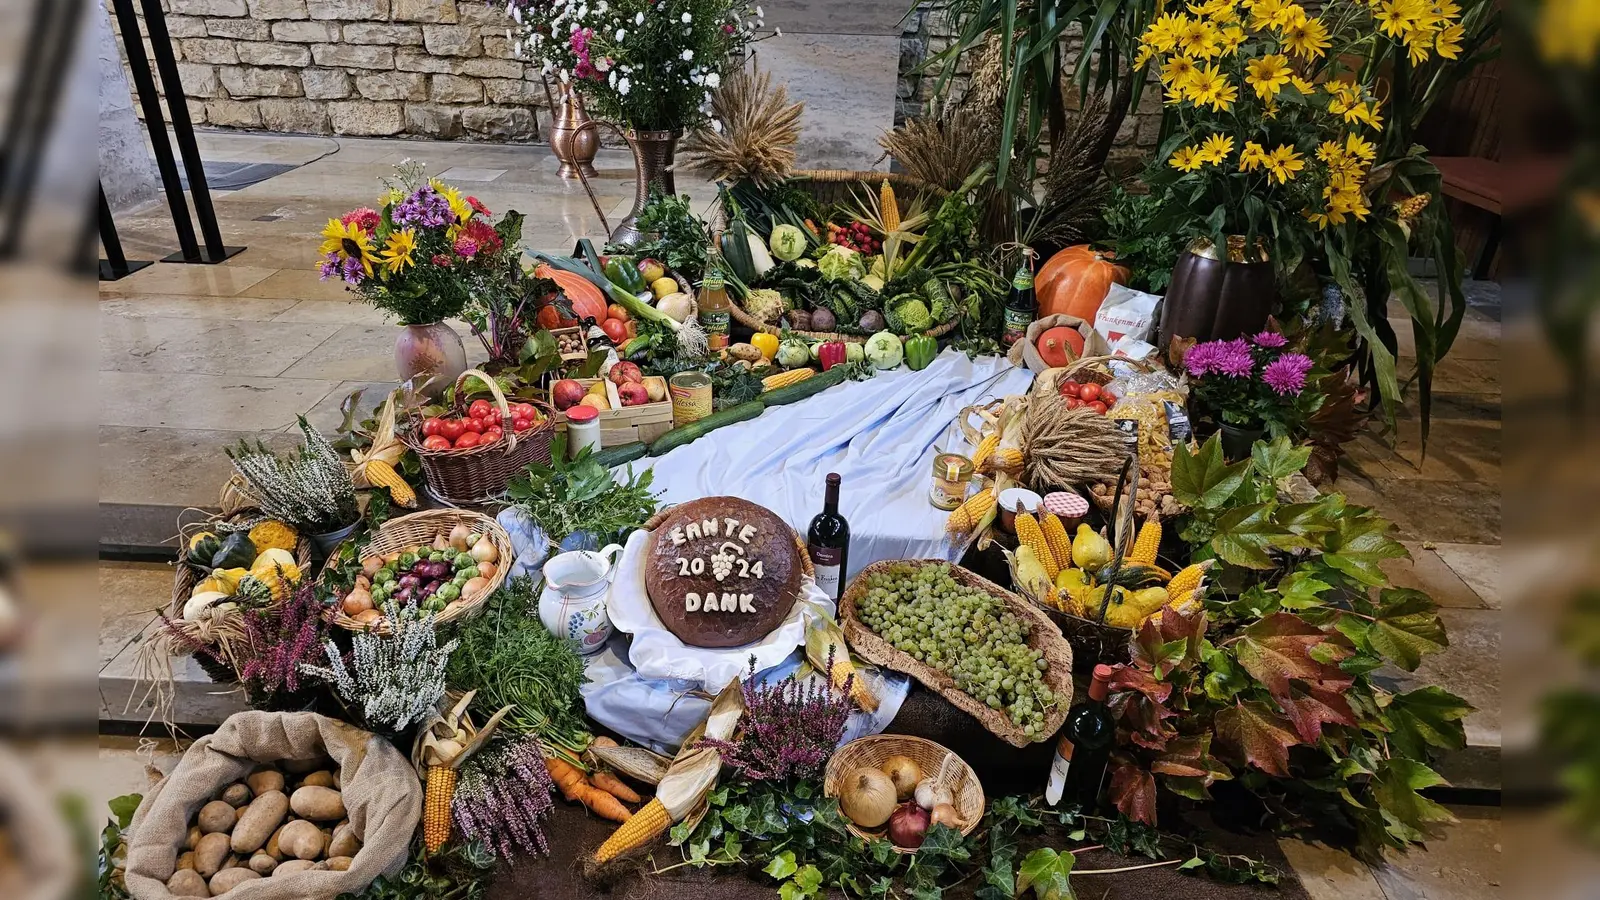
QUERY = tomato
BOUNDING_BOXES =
[439,418,466,440]
[422,416,446,437]
[481,427,503,445]
[453,431,480,449]
[511,416,532,433]
[511,402,536,419]
[1065,397,1082,409]
[1088,401,1108,414]
[468,399,493,420]
[607,303,631,322]
[1059,381,1080,398]
[1101,393,1117,408]
[422,434,451,451]
[1078,383,1102,402]
[458,416,482,434]
[600,318,629,344]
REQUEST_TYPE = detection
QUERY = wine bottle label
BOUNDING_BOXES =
[810,545,843,600]
[1002,308,1033,346]
[1045,741,1074,806]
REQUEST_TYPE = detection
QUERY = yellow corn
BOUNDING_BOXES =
[762,368,814,391]
[1129,518,1162,566]
[1015,513,1059,581]
[945,489,995,534]
[971,433,999,470]
[989,447,1024,474]
[1041,513,1073,571]
[831,658,879,713]
[1165,560,1213,599]
[423,765,456,852]
[880,180,900,232]
[363,459,417,508]
[593,796,671,864]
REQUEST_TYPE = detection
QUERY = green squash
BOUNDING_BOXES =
[210,531,258,571]
[186,532,223,568]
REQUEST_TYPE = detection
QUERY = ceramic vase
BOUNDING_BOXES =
[1156,236,1279,351]
[548,81,599,179]
[609,128,681,247]
[394,322,467,398]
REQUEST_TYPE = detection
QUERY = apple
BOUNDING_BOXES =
[551,379,586,411]
[638,258,665,284]
[607,303,631,322]
[608,361,643,385]
[618,382,650,407]
[578,394,610,411]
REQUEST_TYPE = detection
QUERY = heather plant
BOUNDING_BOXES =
[452,735,557,859]
[227,417,359,534]
[235,581,331,707]
[702,654,852,782]
[302,602,458,734]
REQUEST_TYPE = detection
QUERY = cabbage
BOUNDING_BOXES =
[893,298,933,334]
[769,224,807,261]
[864,331,904,369]
[817,245,865,281]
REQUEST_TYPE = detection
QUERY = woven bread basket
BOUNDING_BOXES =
[323,509,512,635]
[823,735,984,851]
[401,368,555,506]
[839,560,1074,748]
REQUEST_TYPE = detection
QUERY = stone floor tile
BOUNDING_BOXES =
[100,614,250,725]
[100,371,340,432]
[1373,805,1500,900]
[1431,543,1500,610]
[1393,391,1500,423]
[99,294,300,321]
[101,315,342,378]
[98,562,172,670]
[1383,608,1500,749]
[274,324,408,382]
[271,298,388,325]
[107,262,280,297]
[1341,477,1500,544]
[99,425,298,508]
[1379,543,1487,609]
[1277,839,1386,900]
[756,34,898,170]
[1380,419,1500,483]
[1390,315,1500,361]
[1402,357,1500,396]
[237,267,361,303]
[439,166,507,182]
[97,735,185,811]
[303,380,401,435]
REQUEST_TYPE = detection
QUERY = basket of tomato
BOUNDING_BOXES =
[402,368,555,506]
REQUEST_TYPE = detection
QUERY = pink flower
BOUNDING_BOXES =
[1262,353,1313,395]
[1252,330,1288,348]
[723,23,735,33]
[453,237,480,259]
[340,207,380,233]
[467,196,491,216]
[1186,338,1254,378]
[431,253,452,267]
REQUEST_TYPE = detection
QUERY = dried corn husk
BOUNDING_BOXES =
[657,679,746,821]
[587,745,672,787]
[411,690,512,773]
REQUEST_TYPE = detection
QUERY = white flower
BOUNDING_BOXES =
[609,69,617,85]
[618,77,631,95]
[712,119,723,134]
[774,26,783,37]
[596,0,608,12]
[682,12,692,23]
[681,49,694,61]
[511,5,522,23]
[635,11,644,24]
[615,28,626,41]
[706,71,721,88]
[756,5,764,16]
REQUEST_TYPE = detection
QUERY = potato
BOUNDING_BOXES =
[166,868,210,897]
[279,819,326,861]
[327,823,361,859]
[273,859,317,876]
[208,868,261,895]
[299,770,336,789]
[186,824,203,850]
[325,856,353,872]
[265,824,285,861]
[193,831,231,878]
[230,790,288,854]
[290,786,346,821]
[245,769,284,796]
[176,851,195,871]
[221,783,253,808]
[248,852,277,875]
[198,800,237,834]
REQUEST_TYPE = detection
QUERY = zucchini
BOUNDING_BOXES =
[592,442,649,469]
[760,367,848,406]
[648,401,766,456]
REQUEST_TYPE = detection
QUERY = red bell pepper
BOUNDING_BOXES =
[818,341,848,371]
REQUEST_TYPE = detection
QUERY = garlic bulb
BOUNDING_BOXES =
[914,777,952,811]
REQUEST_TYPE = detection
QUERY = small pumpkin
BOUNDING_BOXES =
[1036,326,1085,368]
[1036,245,1130,322]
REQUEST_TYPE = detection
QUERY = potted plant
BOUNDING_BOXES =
[318,162,523,393]
[227,417,361,554]
[1184,332,1322,458]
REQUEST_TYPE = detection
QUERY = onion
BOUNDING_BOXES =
[432,534,451,551]
[930,802,963,830]
[469,535,499,564]
[881,755,922,801]
[383,551,402,564]
[838,767,897,828]
[914,778,952,811]
[353,609,383,625]
[342,589,374,616]
[887,802,931,849]
[462,577,489,596]
[449,524,473,552]
[361,555,383,578]
[476,560,498,580]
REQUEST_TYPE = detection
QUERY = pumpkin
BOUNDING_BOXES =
[1036,245,1130,321]
[536,263,609,323]
[1036,326,1085,368]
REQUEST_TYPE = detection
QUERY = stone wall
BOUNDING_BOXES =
[111,0,548,141]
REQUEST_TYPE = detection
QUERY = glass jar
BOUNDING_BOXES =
[566,404,602,458]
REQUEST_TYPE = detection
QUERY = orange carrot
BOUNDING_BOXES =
[588,770,642,804]
[546,757,632,823]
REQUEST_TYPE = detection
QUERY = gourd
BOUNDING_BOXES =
[248,520,298,554]
[186,532,222,568]
[183,591,234,622]
[1035,245,1130,321]
[210,531,258,570]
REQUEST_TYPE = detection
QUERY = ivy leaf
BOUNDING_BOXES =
[1251,435,1312,481]
[1172,435,1250,509]
[1232,613,1353,704]
[1384,686,1472,758]
[1108,762,1159,824]
[763,851,798,881]
[1016,848,1078,900]
[1372,759,1457,843]
[1321,514,1409,585]
[1216,700,1301,776]
[108,794,142,830]
[1210,503,1299,569]
[1368,588,1449,670]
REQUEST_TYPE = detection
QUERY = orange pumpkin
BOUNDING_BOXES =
[1036,245,1130,321]
[1036,326,1085,368]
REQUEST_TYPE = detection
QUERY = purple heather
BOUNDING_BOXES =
[453,735,557,859]
[702,654,853,782]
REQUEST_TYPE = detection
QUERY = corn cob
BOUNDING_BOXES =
[1128,518,1162,566]
[1165,560,1214,599]
[1041,513,1073,571]
[945,489,995,534]
[880,180,900,232]
[1015,513,1059,580]
[423,765,457,852]
[762,368,814,391]
[362,459,417,508]
[989,447,1024,474]
[831,657,879,713]
[593,796,671,864]
[971,433,1000,470]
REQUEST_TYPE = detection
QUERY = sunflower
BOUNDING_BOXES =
[1245,53,1292,99]
[1238,141,1269,171]
[1264,144,1305,184]
[1134,43,1158,70]
[1328,189,1371,220]
[1199,133,1235,163]
[1176,18,1222,57]
[380,228,419,276]
[1374,0,1420,39]
[318,218,375,277]
[1346,100,1385,131]
[1289,74,1317,95]
[1305,208,1345,230]
[1170,145,1208,172]
[1282,16,1331,58]
[1185,64,1238,111]
[1143,12,1187,52]
[1220,24,1247,53]
[1161,55,1200,90]
[1316,140,1347,166]
[1435,22,1464,59]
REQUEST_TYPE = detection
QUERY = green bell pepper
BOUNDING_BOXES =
[904,334,938,371]
[603,256,646,294]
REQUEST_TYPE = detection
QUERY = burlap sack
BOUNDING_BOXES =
[1005,314,1109,372]
[125,711,421,900]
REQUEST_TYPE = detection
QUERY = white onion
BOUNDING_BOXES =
[469,535,499,564]
[839,767,896,828]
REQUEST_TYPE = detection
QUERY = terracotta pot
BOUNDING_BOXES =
[394,322,467,397]
[609,128,681,247]
[548,81,599,180]
[1156,236,1278,351]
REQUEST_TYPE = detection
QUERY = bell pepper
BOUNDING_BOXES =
[818,341,848,372]
[750,332,780,361]
[603,256,646,294]
[904,334,938,371]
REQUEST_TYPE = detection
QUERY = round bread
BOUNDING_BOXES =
[645,497,804,648]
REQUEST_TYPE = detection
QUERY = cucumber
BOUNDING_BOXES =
[648,401,766,456]
[760,367,848,406]
[591,442,649,469]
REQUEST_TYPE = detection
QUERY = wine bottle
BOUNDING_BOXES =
[807,473,850,602]
[1002,260,1037,348]
[1045,664,1115,809]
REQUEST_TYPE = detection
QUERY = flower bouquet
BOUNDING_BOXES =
[1184,331,1324,440]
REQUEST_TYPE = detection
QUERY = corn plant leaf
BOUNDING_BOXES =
[1368,588,1449,670]
[1172,434,1250,509]
[1216,700,1301,776]
[1017,847,1078,900]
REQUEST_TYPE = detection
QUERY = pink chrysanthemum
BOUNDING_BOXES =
[1252,331,1288,348]
[340,207,380,233]
[453,237,480,259]
[1262,352,1313,395]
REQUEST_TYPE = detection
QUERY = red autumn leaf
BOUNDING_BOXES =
[1215,700,1301,777]
[1278,682,1359,744]
[1133,603,1207,674]
[1150,735,1229,784]
[1106,663,1173,703]
[1109,759,1159,825]
[1230,613,1354,704]
[1109,692,1176,751]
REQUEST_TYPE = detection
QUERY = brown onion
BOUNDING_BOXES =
[881,755,922,801]
[887,802,931,849]
[839,768,896,828]
[930,802,963,830]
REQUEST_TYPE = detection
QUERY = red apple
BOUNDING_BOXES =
[618,382,650,407]
[638,258,665,284]
[608,361,643,386]
[552,379,586,411]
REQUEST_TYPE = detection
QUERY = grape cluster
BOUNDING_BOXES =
[856,563,1056,736]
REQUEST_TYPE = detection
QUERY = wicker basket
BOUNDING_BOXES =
[401,368,554,506]
[323,509,512,635]
[823,735,984,850]
[839,560,1074,748]
[1029,356,1117,402]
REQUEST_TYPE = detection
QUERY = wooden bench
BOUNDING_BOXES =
[1432,156,1501,278]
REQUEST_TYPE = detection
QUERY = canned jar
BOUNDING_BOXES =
[669,371,713,425]
[929,453,974,510]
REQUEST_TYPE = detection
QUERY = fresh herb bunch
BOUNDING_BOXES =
[301,602,458,735]
[336,840,496,900]
[445,578,591,762]
[227,417,359,534]
[453,734,558,859]
[622,190,712,283]
[505,433,661,546]
[648,357,765,410]
[1095,186,1187,293]
[700,656,852,782]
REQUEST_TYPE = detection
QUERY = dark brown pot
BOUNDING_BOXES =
[1157,236,1278,350]
[609,128,681,247]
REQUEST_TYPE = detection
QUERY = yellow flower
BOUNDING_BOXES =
[1161,55,1200,90]
[1289,74,1316,95]
[1305,208,1345,230]
[1264,144,1305,183]
[1345,133,1377,161]
[1348,100,1385,131]
[1170,145,1208,172]
[1537,0,1600,65]
[1134,43,1158,70]
[380,228,418,275]
[1282,16,1331,58]
[1316,140,1347,166]
[1199,133,1236,163]
[1374,0,1420,39]
[1404,30,1434,64]
[1186,63,1238,111]
[1435,22,1464,59]
[1328,189,1371,220]
[1245,53,1292,99]
[383,187,406,207]
[1220,24,1247,53]
[1177,17,1223,58]
[1143,12,1188,52]
[1238,141,1269,171]
[318,218,375,277]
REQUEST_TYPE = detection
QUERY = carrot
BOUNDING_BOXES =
[591,736,619,749]
[546,757,632,823]
[588,770,642,804]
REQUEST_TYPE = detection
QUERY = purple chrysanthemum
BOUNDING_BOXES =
[1211,338,1256,378]
[1252,331,1288,348]
[1184,341,1222,376]
[1262,352,1314,395]
[392,185,453,229]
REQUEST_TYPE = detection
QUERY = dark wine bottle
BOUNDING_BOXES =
[1045,664,1115,809]
[807,473,850,601]
[1002,260,1037,348]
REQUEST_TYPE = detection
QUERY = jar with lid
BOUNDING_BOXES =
[566,404,602,459]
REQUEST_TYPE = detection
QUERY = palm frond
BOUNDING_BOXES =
[682,61,804,188]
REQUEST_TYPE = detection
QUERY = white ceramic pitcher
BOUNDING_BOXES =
[538,544,623,654]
